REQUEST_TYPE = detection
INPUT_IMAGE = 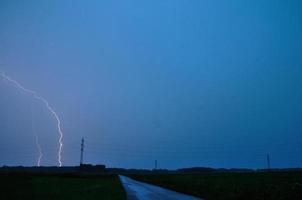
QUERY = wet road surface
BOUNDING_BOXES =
[119,175,202,200]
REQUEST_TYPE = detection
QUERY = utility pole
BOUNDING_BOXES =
[80,137,84,166]
[267,153,271,170]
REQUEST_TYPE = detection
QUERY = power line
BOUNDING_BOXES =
[80,137,84,165]
[267,153,271,170]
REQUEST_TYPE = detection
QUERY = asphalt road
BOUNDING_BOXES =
[119,175,202,200]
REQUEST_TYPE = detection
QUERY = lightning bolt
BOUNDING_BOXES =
[35,132,43,167]
[1,72,63,167]
[31,102,43,167]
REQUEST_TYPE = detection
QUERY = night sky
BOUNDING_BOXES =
[0,0,302,169]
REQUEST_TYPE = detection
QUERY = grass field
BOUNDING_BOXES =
[0,173,126,200]
[130,171,302,200]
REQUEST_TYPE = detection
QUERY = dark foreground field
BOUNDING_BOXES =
[130,171,302,200]
[0,173,126,200]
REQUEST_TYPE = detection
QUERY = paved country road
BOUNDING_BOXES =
[119,175,202,200]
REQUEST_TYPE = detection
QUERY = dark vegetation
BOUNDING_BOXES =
[1,166,302,200]
[0,172,126,200]
[129,171,302,200]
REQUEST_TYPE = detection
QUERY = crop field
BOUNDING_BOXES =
[130,171,302,200]
[2,171,302,200]
[0,173,126,200]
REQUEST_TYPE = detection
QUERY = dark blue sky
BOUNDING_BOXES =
[0,0,302,169]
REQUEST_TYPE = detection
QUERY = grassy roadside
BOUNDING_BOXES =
[0,173,126,200]
[129,172,302,200]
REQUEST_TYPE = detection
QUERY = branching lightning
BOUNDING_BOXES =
[1,72,63,167]
[35,132,43,167]
[31,103,43,167]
